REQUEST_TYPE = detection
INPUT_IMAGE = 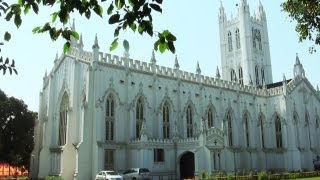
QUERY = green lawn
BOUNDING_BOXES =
[299,177,320,180]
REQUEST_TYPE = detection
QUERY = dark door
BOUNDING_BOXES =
[179,151,195,179]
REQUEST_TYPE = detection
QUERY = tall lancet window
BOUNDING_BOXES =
[252,28,256,49]
[238,67,243,85]
[136,97,144,138]
[228,31,233,52]
[305,112,311,148]
[293,112,300,148]
[58,93,69,146]
[186,105,193,138]
[316,116,319,129]
[227,110,233,146]
[261,67,265,84]
[255,66,260,85]
[162,101,170,139]
[275,114,283,148]
[207,107,214,128]
[259,114,265,148]
[244,113,250,147]
[231,69,236,82]
[257,30,262,50]
[236,29,240,49]
[106,94,115,141]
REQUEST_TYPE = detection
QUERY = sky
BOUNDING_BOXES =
[0,0,319,112]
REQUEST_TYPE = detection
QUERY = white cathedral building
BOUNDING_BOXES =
[31,1,320,179]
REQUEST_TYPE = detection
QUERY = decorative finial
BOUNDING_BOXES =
[216,66,221,79]
[196,61,201,74]
[79,34,83,46]
[174,55,180,69]
[283,73,286,82]
[72,18,75,31]
[54,52,58,63]
[92,33,99,49]
[295,53,301,65]
[150,50,156,64]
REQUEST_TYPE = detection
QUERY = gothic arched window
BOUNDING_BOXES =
[275,114,282,148]
[316,115,319,128]
[207,107,214,128]
[239,67,243,85]
[293,112,300,148]
[236,29,240,49]
[255,66,260,85]
[227,110,233,146]
[261,67,265,84]
[257,30,262,50]
[244,113,250,147]
[228,31,233,52]
[252,28,256,49]
[106,94,115,141]
[186,105,193,138]
[230,69,236,82]
[136,97,144,138]
[259,114,265,148]
[58,92,69,146]
[162,101,170,139]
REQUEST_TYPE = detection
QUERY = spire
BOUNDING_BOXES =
[294,53,305,78]
[72,18,75,31]
[295,53,301,65]
[78,34,84,50]
[54,52,58,64]
[174,55,180,69]
[216,66,221,79]
[219,0,226,21]
[92,33,99,49]
[196,61,201,74]
[317,85,319,92]
[283,74,286,82]
[150,50,156,64]
[70,18,77,47]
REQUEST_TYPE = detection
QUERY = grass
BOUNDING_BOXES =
[299,178,320,180]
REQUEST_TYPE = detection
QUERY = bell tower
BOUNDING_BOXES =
[219,0,273,86]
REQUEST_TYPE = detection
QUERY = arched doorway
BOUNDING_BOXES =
[179,151,195,179]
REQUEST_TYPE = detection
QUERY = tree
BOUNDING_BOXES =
[4,0,176,54]
[0,0,17,75]
[282,0,320,53]
[0,89,36,170]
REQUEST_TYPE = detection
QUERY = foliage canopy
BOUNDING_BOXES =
[282,0,320,53]
[0,89,36,169]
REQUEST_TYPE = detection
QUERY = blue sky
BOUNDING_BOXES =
[1,0,319,112]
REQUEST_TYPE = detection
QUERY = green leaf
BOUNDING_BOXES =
[14,14,22,28]
[85,10,91,19]
[32,26,41,33]
[4,32,11,41]
[155,0,163,4]
[154,40,160,51]
[63,42,71,53]
[110,39,119,51]
[149,3,162,13]
[130,23,137,32]
[5,12,13,21]
[166,33,176,41]
[168,41,175,53]
[71,31,79,40]
[159,42,167,53]
[107,3,114,15]
[51,12,58,23]
[31,2,39,14]
[114,26,121,37]
[123,39,129,52]
[116,0,124,9]
[109,14,120,24]
[24,4,30,15]
[138,24,144,34]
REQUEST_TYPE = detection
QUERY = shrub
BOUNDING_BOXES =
[258,171,268,180]
[199,170,211,180]
[45,176,63,180]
